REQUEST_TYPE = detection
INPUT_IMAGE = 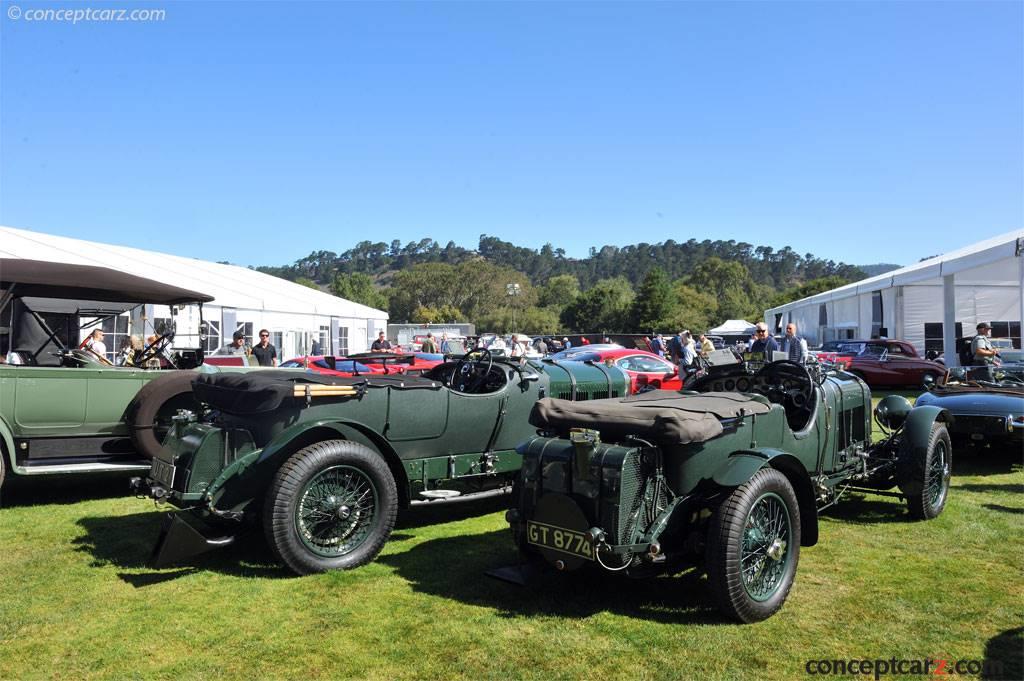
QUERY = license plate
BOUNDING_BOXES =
[151,459,175,488]
[526,521,594,561]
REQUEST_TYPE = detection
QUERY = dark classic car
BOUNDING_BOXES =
[0,259,215,498]
[915,366,1024,449]
[132,350,632,574]
[817,339,945,388]
[506,354,953,622]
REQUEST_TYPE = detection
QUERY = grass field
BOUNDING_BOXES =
[0,392,1021,681]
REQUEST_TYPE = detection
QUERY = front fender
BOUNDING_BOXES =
[712,448,818,547]
[208,418,405,512]
[903,405,953,447]
[0,416,16,474]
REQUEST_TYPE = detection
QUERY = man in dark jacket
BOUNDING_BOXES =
[750,323,779,358]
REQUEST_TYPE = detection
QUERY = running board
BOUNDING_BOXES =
[410,485,512,506]
[16,461,152,475]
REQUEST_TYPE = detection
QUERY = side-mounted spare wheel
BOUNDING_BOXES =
[127,371,199,460]
[263,439,398,575]
[897,422,952,520]
[707,468,801,623]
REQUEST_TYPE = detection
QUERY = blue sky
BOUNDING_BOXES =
[1,1,1021,270]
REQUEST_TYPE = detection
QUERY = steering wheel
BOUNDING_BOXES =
[136,330,175,368]
[755,360,815,414]
[451,348,493,393]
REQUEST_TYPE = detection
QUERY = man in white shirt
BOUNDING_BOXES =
[84,329,107,359]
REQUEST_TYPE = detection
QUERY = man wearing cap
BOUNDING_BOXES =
[971,322,1000,380]
[220,330,250,356]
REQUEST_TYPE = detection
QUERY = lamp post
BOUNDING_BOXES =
[506,283,521,332]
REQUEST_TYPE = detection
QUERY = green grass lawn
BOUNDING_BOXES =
[1,392,1021,681]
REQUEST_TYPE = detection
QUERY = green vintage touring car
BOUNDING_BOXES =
[132,349,631,573]
[507,353,953,622]
[0,258,214,498]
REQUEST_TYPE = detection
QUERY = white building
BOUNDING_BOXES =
[765,231,1024,365]
[0,226,388,360]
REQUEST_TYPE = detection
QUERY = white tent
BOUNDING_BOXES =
[707,319,757,336]
[764,230,1024,365]
[0,226,389,358]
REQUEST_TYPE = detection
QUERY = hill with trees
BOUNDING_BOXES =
[254,235,869,333]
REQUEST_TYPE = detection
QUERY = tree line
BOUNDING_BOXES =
[255,235,874,334]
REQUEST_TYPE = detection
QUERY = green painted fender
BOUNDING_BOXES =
[902,405,953,449]
[208,418,408,512]
[0,417,16,475]
[712,448,819,547]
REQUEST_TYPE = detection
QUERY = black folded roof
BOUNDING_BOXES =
[0,258,214,305]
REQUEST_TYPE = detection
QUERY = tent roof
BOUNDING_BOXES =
[707,319,756,335]
[767,230,1024,313]
[0,226,387,319]
[1,258,214,304]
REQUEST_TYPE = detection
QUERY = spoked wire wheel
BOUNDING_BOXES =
[925,438,950,511]
[707,468,801,623]
[740,492,792,602]
[265,440,398,575]
[296,465,378,558]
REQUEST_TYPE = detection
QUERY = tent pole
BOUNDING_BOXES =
[942,274,957,368]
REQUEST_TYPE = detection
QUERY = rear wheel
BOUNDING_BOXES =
[707,468,801,623]
[897,422,951,520]
[263,440,398,575]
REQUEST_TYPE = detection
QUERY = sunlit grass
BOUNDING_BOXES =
[0,392,1020,681]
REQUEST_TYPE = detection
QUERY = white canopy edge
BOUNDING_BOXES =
[0,225,388,320]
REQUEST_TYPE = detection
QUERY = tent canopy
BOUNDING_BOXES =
[707,319,757,335]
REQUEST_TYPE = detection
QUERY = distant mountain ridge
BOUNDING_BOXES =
[256,234,869,292]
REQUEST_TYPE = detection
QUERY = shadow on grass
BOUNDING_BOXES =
[73,512,290,584]
[981,503,1024,515]
[378,528,730,626]
[397,495,509,530]
[1,472,136,508]
[983,627,1023,681]
[952,451,1023,478]
[956,483,1024,495]
[818,495,908,525]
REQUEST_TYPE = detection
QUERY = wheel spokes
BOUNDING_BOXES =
[297,466,378,556]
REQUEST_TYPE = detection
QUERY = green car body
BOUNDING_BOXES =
[507,357,954,622]
[134,353,631,574]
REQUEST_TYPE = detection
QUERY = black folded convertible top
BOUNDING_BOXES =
[530,391,772,444]
[0,258,214,304]
[193,370,441,413]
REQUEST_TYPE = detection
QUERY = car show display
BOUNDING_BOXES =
[916,366,1024,449]
[0,259,215,494]
[131,350,632,574]
[816,339,946,388]
[506,353,953,622]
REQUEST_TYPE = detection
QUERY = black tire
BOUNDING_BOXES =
[897,422,952,520]
[263,439,398,575]
[127,371,197,459]
[706,468,801,623]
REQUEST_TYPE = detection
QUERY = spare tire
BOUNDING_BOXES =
[127,371,198,460]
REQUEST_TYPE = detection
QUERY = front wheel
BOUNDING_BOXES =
[706,468,801,623]
[897,422,952,520]
[263,440,398,575]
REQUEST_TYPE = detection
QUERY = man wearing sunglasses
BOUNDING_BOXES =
[749,322,779,358]
[251,329,278,367]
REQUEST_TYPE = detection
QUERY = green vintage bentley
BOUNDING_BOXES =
[132,350,631,573]
[0,259,214,499]
[506,353,953,622]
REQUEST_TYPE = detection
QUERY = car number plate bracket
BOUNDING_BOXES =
[151,459,175,488]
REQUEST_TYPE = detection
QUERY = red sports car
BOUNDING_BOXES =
[551,347,682,393]
[279,356,387,375]
[816,340,945,388]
